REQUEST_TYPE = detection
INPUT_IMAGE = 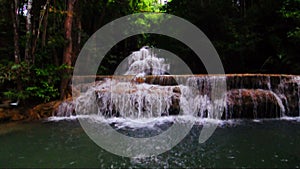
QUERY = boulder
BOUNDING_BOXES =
[168,87,181,115]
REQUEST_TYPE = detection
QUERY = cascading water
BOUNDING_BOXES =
[125,46,170,76]
[73,46,224,120]
[77,79,181,118]
[55,47,300,120]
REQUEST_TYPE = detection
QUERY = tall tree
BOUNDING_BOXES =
[32,0,51,55]
[25,0,33,63]
[10,0,20,64]
[60,0,77,100]
[9,0,23,100]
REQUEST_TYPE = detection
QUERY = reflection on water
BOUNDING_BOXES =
[0,118,300,168]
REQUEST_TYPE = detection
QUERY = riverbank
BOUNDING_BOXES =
[0,98,72,123]
[0,106,38,123]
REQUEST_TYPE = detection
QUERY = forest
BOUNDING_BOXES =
[0,0,299,105]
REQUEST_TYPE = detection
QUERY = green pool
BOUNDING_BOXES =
[1,118,300,168]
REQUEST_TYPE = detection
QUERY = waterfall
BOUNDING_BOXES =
[125,46,170,76]
[55,47,300,120]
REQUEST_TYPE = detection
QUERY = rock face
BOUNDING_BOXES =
[225,75,300,117]
[168,87,181,115]
[225,89,284,119]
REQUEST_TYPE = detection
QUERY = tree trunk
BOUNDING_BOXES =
[11,0,20,64]
[42,3,49,48]
[60,0,77,100]
[32,0,50,55]
[11,0,22,100]
[73,2,82,63]
[25,0,33,63]
[240,0,246,17]
[98,2,107,27]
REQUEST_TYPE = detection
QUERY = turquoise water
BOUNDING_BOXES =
[1,118,300,168]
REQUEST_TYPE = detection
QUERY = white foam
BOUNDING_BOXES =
[280,116,300,122]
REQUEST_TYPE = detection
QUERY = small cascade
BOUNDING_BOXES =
[77,79,181,118]
[55,101,75,117]
[292,76,300,117]
[125,46,170,76]
[55,47,300,120]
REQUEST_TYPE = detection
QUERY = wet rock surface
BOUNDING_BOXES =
[225,89,284,119]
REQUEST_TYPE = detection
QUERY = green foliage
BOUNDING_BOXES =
[3,90,30,101]
[25,64,68,102]
[0,61,67,102]
[0,61,31,84]
[137,0,162,12]
[127,0,163,12]
[276,0,300,72]
[281,0,300,44]
[0,61,31,101]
